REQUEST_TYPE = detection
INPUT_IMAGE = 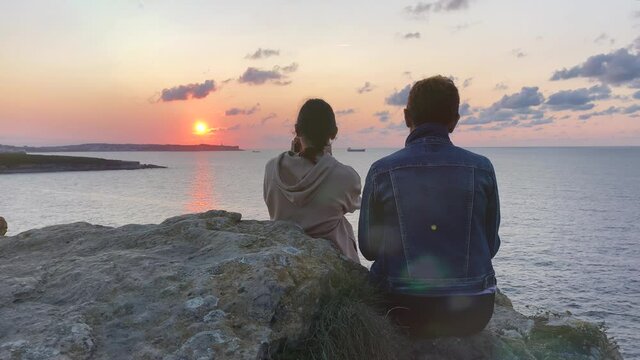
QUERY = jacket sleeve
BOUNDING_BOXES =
[486,164,501,258]
[358,167,382,261]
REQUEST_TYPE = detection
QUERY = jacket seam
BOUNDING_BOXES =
[465,167,475,276]
[376,163,493,175]
[389,170,412,276]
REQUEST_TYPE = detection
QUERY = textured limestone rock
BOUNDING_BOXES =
[0,211,621,359]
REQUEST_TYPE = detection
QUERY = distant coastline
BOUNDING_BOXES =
[0,153,166,174]
[0,143,242,153]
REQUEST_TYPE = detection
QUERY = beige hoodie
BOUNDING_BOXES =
[264,152,361,263]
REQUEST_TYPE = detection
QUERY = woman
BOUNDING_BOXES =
[263,99,361,263]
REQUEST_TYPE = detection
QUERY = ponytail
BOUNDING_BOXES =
[295,99,337,164]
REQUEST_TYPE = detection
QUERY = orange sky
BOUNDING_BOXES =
[1,1,639,148]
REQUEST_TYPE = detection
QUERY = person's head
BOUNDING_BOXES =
[404,75,460,132]
[0,217,7,236]
[295,98,338,162]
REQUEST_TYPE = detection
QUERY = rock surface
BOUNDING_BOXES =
[0,211,622,359]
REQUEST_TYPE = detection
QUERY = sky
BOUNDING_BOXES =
[1,0,639,148]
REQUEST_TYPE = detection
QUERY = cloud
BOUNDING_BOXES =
[238,63,298,85]
[492,86,545,110]
[634,90,640,99]
[403,32,421,39]
[279,62,299,73]
[494,82,509,91]
[577,103,640,120]
[260,113,277,124]
[461,87,545,125]
[358,126,377,134]
[208,124,242,133]
[225,103,260,116]
[511,49,527,58]
[357,81,375,94]
[245,48,280,60]
[550,47,640,86]
[385,84,411,106]
[462,77,473,88]
[374,111,391,122]
[405,0,471,16]
[545,84,611,111]
[594,33,615,45]
[459,102,471,116]
[336,109,356,116]
[159,80,217,102]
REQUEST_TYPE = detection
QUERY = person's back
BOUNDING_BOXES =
[359,76,500,337]
[264,99,361,263]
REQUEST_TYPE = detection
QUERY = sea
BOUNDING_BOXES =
[1,147,639,358]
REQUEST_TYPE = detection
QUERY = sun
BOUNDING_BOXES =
[194,121,209,135]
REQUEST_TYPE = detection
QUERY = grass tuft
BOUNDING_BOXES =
[275,269,409,360]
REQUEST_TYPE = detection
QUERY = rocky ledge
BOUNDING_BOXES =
[0,211,621,359]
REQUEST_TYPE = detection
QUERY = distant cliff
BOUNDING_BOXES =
[0,211,622,359]
[0,153,165,174]
[0,143,242,152]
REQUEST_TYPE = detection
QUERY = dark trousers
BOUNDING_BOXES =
[385,292,495,338]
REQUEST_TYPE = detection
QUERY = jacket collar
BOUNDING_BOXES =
[405,123,452,147]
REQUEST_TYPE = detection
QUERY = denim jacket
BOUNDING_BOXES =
[358,123,500,296]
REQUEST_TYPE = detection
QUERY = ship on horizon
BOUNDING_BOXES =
[347,147,366,152]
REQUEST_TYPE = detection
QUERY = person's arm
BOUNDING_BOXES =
[358,167,382,261]
[486,165,501,258]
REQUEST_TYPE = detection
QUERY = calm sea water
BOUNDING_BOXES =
[1,148,639,358]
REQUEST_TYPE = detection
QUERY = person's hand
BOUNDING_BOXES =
[290,137,302,153]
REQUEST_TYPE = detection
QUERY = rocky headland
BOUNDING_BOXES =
[0,211,622,359]
[0,153,165,174]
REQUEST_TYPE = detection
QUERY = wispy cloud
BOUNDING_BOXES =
[238,63,298,85]
[403,32,421,39]
[494,82,509,91]
[158,80,217,102]
[357,81,375,94]
[405,0,472,17]
[594,33,615,45]
[511,48,527,58]
[225,103,260,116]
[385,84,411,106]
[578,104,640,120]
[463,77,473,88]
[260,113,277,124]
[245,48,280,60]
[374,111,391,122]
[336,109,356,116]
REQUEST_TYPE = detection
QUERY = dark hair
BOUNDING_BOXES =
[295,99,337,163]
[407,75,460,126]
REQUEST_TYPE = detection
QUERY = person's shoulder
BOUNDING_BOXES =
[332,157,361,184]
[368,148,408,175]
[452,146,494,172]
[265,151,287,171]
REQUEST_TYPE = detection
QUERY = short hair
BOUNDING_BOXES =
[407,75,460,126]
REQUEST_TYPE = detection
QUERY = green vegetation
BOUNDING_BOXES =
[275,269,409,360]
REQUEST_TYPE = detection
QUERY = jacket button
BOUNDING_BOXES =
[431,225,437,231]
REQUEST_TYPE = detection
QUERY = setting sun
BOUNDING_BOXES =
[193,121,209,136]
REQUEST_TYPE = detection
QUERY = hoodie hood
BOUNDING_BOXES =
[273,152,338,206]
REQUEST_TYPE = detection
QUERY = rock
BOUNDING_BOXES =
[0,211,622,359]
[0,216,6,236]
